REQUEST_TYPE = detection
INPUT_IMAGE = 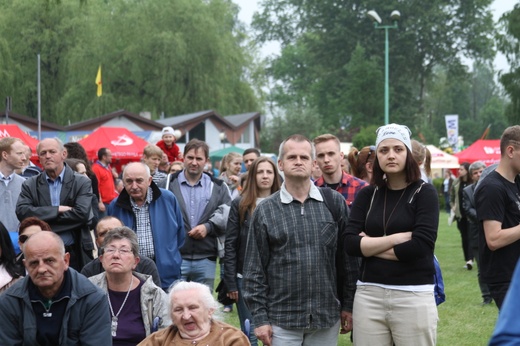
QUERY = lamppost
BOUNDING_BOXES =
[219,131,227,149]
[367,10,400,125]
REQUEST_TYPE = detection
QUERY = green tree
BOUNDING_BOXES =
[0,0,261,124]
[497,3,520,123]
[352,125,379,149]
[252,0,495,130]
[260,104,325,153]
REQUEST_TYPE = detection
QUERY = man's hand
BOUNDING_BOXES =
[227,291,239,301]
[98,201,106,212]
[58,206,72,213]
[340,311,353,334]
[188,225,208,239]
[254,325,273,346]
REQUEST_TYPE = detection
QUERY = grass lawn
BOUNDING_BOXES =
[218,212,498,345]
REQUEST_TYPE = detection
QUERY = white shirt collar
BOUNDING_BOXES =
[280,181,324,204]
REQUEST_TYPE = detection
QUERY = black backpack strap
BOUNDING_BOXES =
[319,187,342,220]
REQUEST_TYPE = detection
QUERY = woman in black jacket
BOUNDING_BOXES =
[223,156,280,346]
[344,124,439,346]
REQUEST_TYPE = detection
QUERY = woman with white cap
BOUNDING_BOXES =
[344,123,439,345]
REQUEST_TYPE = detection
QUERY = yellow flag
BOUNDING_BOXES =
[95,65,102,97]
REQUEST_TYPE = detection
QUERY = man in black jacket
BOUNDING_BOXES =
[158,139,231,292]
[16,138,94,271]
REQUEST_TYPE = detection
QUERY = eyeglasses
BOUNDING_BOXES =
[18,234,30,244]
[103,247,133,256]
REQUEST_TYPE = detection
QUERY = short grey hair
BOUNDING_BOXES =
[469,161,486,174]
[36,137,65,154]
[102,226,140,257]
[123,162,151,178]
[278,134,315,160]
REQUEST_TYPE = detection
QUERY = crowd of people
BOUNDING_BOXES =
[0,123,519,345]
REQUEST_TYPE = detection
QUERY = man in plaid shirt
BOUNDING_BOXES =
[313,134,368,208]
[243,134,358,346]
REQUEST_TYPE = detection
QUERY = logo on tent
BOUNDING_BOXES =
[111,135,133,146]
[483,146,500,155]
[0,129,11,138]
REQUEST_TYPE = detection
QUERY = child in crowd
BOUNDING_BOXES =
[156,126,182,163]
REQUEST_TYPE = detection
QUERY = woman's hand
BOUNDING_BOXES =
[390,231,412,245]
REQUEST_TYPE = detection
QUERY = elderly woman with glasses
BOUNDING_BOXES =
[89,226,171,345]
[138,281,250,345]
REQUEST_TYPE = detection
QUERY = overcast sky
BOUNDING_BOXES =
[234,0,515,72]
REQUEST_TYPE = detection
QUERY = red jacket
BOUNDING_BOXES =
[92,161,118,204]
[156,140,182,162]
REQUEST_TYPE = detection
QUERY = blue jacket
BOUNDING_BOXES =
[108,182,185,289]
[489,259,520,345]
[0,268,112,346]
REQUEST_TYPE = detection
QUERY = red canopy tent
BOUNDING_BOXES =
[454,139,501,166]
[0,124,39,160]
[78,127,149,170]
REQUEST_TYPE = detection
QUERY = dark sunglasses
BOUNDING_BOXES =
[18,234,30,244]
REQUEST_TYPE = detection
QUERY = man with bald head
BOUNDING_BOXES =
[108,162,185,289]
[17,138,95,271]
[0,231,111,345]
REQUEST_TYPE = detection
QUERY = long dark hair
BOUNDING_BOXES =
[238,157,281,224]
[0,222,23,278]
[371,147,421,187]
[64,142,95,178]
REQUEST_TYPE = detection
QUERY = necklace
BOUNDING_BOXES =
[107,276,133,337]
[383,186,407,235]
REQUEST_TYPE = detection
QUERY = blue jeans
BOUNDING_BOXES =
[237,277,258,345]
[180,258,216,292]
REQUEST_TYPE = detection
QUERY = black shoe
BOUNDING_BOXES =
[482,298,493,306]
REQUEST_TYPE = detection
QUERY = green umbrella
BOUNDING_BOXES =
[209,146,245,163]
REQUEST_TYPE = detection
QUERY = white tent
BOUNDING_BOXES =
[427,145,459,169]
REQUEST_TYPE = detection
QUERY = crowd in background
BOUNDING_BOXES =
[0,124,520,345]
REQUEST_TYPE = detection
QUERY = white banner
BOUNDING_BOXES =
[445,115,459,152]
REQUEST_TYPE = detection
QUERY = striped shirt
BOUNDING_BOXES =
[131,187,155,259]
[243,183,358,329]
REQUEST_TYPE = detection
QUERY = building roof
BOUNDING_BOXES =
[224,112,261,127]
[64,109,164,131]
[158,109,235,129]
[0,112,65,131]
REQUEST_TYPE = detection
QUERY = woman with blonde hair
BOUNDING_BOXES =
[218,152,243,199]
